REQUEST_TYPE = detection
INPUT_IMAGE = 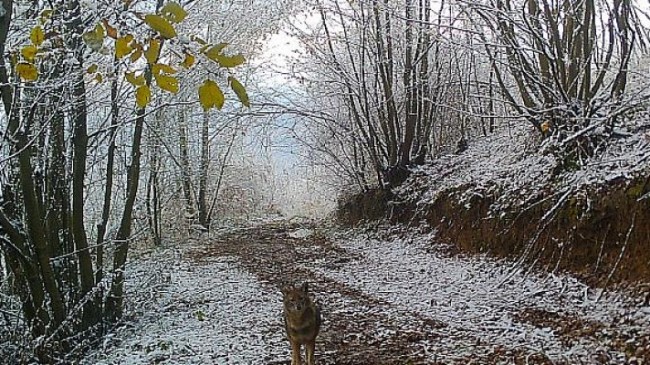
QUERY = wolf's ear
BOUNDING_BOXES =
[301,282,309,293]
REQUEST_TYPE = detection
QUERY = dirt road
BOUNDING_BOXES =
[84,220,650,364]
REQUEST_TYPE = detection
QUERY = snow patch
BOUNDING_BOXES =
[83,249,288,365]
[311,228,648,362]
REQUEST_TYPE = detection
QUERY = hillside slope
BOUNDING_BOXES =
[341,123,650,286]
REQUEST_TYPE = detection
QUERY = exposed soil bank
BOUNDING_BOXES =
[338,172,650,287]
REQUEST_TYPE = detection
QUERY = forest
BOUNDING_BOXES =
[1,0,649,364]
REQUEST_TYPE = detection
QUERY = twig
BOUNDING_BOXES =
[0,308,23,323]
[594,223,611,274]
[596,211,636,302]
[267,360,291,365]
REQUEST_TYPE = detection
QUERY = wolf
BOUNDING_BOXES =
[282,282,321,365]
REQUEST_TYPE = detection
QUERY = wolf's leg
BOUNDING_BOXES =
[291,341,302,365]
[306,340,315,365]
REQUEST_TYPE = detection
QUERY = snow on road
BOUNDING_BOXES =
[313,227,650,363]
[82,245,288,365]
[81,224,650,364]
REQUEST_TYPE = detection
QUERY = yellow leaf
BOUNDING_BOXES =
[115,34,134,59]
[95,23,106,39]
[216,54,245,68]
[21,45,38,63]
[198,79,224,110]
[136,85,151,108]
[144,14,177,39]
[145,38,161,64]
[228,76,249,107]
[160,1,188,23]
[204,43,228,61]
[154,73,179,94]
[16,62,39,81]
[125,71,145,86]
[152,63,177,75]
[94,73,104,83]
[87,64,99,74]
[83,24,105,52]
[181,53,195,68]
[103,19,118,39]
[40,9,53,22]
[30,26,45,47]
[130,43,143,62]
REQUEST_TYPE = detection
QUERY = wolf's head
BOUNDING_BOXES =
[282,282,311,313]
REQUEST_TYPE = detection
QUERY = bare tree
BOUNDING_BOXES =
[463,0,648,164]
[276,0,489,189]
[0,0,255,359]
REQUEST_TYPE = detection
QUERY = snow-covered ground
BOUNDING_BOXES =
[80,223,650,364]
[81,243,289,365]
[395,123,650,214]
[316,227,650,363]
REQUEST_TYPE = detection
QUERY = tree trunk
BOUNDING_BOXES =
[197,111,210,229]
[66,0,96,328]
[96,56,121,285]
[400,0,416,168]
[0,0,13,114]
[178,111,194,214]
[146,112,162,245]
[105,5,164,314]
[105,100,146,321]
